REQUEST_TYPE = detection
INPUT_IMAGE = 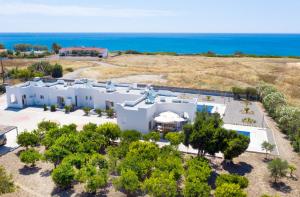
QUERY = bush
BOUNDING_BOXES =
[50,104,56,112]
[143,131,160,142]
[51,63,63,78]
[82,107,91,116]
[0,166,15,195]
[19,149,41,167]
[64,105,71,113]
[216,174,249,189]
[95,109,102,117]
[17,131,39,148]
[43,104,48,111]
[121,130,142,143]
[52,163,75,188]
[215,183,246,197]
[106,108,114,118]
[183,180,211,197]
[113,170,140,195]
[65,68,74,72]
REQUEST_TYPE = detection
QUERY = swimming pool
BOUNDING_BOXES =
[197,105,214,113]
[238,130,250,137]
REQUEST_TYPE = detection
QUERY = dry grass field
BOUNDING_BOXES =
[2,55,300,106]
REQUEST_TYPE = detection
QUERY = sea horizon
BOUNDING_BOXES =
[1,32,300,56]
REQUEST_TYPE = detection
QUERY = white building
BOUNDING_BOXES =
[6,78,197,133]
[59,47,108,58]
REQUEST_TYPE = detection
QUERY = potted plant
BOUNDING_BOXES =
[50,104,56,112]
[95,109,102,117]
[43,104,48,111]
[82,107,91,116]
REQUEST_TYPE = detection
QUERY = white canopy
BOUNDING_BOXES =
[154,111,185,124]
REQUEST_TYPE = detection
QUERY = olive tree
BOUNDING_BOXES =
[267,158,289,183]
[19,149,41,167]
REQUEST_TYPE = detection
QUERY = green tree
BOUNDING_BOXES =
[96,123,121,144]
[288,164,296,178]
[223,132,250,162]
[267,158,289,183]
[216,174,249,189]
[52,162,75,189]
[113,170,140,195]
[51,63,63,78]
[143,131,160,142]
[121,130,142,143]
[261,141,275,159]
[0,165,15,195]
[19,149,41,167]
[215,183,246,197]
[52,43,61,54]
[142,172,177,197]
[155,155,183,181]
[165,132,183,148]
[17,131,39,148]
[183,180,211,197]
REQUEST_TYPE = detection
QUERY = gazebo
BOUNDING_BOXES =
[154,111,186,132]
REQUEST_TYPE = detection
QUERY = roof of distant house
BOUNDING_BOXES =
[59,47,107,53]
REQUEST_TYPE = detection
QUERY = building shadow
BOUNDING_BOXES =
[19,165,41,175]
[222,161,253,176]
[5,107,24,112]
[270,181,292,193]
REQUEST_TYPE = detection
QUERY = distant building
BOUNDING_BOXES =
[59,47,108,58]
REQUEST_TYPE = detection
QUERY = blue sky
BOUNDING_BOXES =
[0,0,300,33]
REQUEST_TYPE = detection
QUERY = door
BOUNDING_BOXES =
[22,95,27,106]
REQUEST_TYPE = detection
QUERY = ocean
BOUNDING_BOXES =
[1,33,300,56]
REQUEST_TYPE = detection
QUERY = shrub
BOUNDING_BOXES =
[216,174,249,189]
[51,63,63,78]
[215,183,246,197]
[183,180,211,197]
[52,163,75,188]
[83,107,91,116]
[0,166,15,195]
[64,105,71,113]
[50,104,56,112]
[121,130,142,143]
[95,109,102,117]
[143,131,160,142]
[19,149,41,167]
[17,131,39,148]
[106,108,114,118]
[43,104,48,111]
[113,170,140,195]
[65,67,74,72]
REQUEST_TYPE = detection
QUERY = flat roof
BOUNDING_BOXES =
[0,125,17,135]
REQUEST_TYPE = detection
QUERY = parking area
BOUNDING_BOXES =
[0,126,19,155]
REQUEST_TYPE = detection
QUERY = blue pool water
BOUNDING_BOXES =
[197,105,214,113]
[238,130,250,137]
[1,33,300,56]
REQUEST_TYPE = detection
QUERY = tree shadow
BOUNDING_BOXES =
[19,165,41,175]
[270,181,292,193]
[208,171,219,189]
[40,169,52,177]
[51,187,75,197]
[222,161,253,176]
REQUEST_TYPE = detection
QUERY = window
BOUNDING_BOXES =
[40,95,44,99]
[90,96,92,100]
[10,94,17,104]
